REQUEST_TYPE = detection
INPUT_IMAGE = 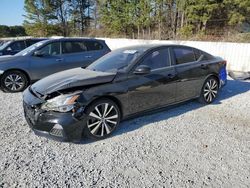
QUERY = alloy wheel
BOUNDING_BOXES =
[87,103,119,137]
[4,74,25,91]
[203,79,218,103]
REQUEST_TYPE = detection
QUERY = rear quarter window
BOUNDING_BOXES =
[85,41,103,51]
[194,48,214,61]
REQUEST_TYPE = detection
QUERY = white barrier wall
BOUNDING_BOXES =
[101,38,250,72]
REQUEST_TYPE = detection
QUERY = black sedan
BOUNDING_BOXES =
[23,45,227,142]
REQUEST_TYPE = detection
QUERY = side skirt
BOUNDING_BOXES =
[122,96,199,121]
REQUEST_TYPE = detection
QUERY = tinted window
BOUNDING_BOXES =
[195,49,214,61]
[39,42,61,56]
[62,41,87,54]
[140,48,170,70]
[10,41,26,51]
[194,49,201,60]
[0,41,11,51]
[85,41,103,51]
[173,47,196,64]
[27,39,42,47]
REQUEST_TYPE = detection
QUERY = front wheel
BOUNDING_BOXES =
[199,77,219,104]
[84,99,121,139]
[1,71,28,92]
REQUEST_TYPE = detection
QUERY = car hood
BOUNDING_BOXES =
[31,68,116,95]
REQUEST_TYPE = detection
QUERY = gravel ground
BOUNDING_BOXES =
[0,78,250,188]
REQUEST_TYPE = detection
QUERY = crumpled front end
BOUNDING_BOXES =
[23,87,87,142]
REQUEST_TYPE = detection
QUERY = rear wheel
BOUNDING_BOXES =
[199,77,219,104]
[1,71,28,92]
[84,99,121,139]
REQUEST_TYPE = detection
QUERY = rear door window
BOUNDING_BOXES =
[140,48,170,70]
[9,41,26,51]
[62,41,87,54]
[173,47,196,65]
[85,41,103,51]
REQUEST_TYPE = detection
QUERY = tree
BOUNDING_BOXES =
[23,0,60,36]
[224,0,250,27]
[0,25,27,37]
[69,0,94,36]
[50,0,70,36]
[19,0,250,40]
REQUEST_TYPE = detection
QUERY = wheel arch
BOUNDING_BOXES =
[1,69,31,84]
[205,73,220,87]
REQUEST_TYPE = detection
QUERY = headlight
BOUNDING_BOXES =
[41,93,81,113]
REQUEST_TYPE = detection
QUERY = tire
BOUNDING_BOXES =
[199,76,219,104]
[0,71,29,92]
[83,99,121,140]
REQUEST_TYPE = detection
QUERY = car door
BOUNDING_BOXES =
[60,41,90,69]
[84,40,110,64]
[126,47,177,115]
[61,40,109,69]
[29,41,65,80]
[171,46,210,101]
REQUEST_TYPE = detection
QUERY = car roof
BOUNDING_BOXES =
[47,37,105,42]
[115,44,196,51]
[5,38,47,42]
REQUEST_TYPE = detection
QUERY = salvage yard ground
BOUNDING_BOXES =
[0,77,250,187]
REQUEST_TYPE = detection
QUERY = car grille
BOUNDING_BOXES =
[50,128,64,137]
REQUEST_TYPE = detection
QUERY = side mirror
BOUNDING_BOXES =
[34,50,45,57]
[134,65,151,75]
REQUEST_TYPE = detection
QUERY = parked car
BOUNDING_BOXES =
[0,38,111,92]
[0,38,46,56]
[0,40,9,46]
[23,44,227,142]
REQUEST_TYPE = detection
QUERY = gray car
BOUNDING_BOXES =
[0,38,111,92]
[0,38,47,56]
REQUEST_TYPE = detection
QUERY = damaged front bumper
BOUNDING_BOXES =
[23,88,87,142]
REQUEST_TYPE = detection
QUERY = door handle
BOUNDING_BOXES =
[200,64,208,69]
[85,55,92,58]
[56,58,63,62]
[167,74,175,79]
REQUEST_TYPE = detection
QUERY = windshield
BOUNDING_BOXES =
[0,41,11,51]
[14,40,48,56]
[87,48,144,73]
